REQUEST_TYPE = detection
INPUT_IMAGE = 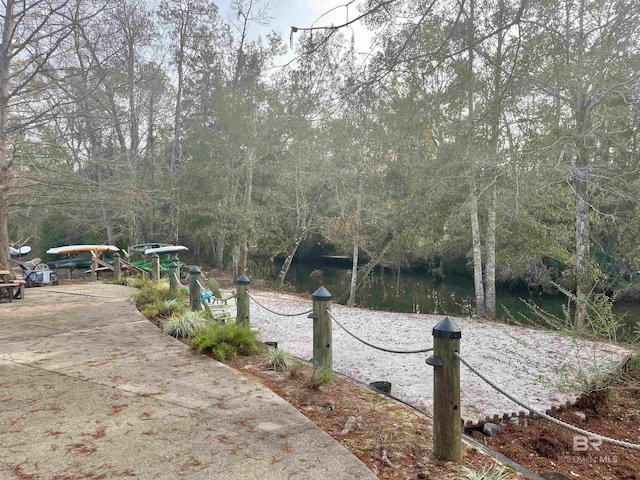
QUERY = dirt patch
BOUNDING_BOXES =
[476,370,640,478]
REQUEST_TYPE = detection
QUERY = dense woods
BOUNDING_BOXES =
[2,0,640,323]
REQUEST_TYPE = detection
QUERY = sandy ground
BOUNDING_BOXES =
[233,289,634,422]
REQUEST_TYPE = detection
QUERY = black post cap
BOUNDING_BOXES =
[432,316,461,339]
[168,261,177,269]
[189,265,201,275]
[312,286,332,301]
[236,274,250,285]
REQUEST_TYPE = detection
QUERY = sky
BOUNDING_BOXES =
[216,0,376,68]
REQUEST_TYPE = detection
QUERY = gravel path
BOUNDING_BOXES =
[242,289,633,421]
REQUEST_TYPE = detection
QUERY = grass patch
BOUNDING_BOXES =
[192,323,260,362]
[164,311,210,338]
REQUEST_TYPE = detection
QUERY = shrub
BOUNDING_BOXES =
[191,323,260,362]
[131,279,185,316]
[506,281,623,341]
[164,311,210,338]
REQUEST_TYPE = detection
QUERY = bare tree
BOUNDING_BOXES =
[0,0,104,268]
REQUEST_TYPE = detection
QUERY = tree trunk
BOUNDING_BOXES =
[215,239,224,270]
[238,145,254,276]
[574,159,590,328]
[573,0,590,329]
[467,0,485,317]
[483,0,503,319]
[347,178,362,307]
[101,203,115,245]
[484,185,497,316]
[355,230,394,291]
[0,0,14,270]
[276,183,327,289]
[347,232,359,307]
[470,181,486,317]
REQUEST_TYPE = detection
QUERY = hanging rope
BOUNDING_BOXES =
[247,292,313,317]
[456,352,640,450]
[327,310,433,354]
[174,271,188,289]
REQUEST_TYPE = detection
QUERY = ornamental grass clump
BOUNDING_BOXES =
[164,311,210,338]
[460,466,514,480]
[266,346,296,372]
[191,323,260,362]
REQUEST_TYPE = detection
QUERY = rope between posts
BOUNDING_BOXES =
[455,352,640,451]
[247,292,313,317]
[174,271,188,289]
[327,310,433,354]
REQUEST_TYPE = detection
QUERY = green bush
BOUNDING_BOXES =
[164,311,210,338]
[191,323,260,362]
[131,280,185,314]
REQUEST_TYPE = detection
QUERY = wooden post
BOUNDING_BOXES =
[151,254,160,281]
[427,316,462,461]
[91,255,98,281]
[168,261,178,293]
[172,255,180,280]
[189,266,202,311]
[311,286,332,373]
[236,274,250,327]
[113,252,121,281]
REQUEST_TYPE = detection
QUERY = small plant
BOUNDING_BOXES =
[191,323,260,362]
[266,347,295,372]
[307,368,336,389]
[460,465,514,480]
[317,369,335,384]
[164,311,210,338]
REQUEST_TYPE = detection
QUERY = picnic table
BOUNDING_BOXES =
[0,269,25,303]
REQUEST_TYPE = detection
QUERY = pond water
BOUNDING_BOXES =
[248,258,640,340]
